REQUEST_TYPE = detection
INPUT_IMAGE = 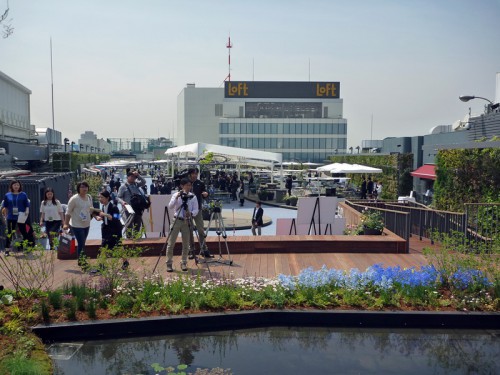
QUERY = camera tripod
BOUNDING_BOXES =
[203,206,233,265]
[152,195,213,277]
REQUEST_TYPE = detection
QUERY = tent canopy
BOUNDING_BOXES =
[316,162,382,174]
[410,164,436,180]
[165,142,282,166]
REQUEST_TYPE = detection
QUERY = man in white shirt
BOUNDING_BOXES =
[165,178,198,273]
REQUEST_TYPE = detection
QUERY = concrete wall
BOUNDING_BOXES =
[177,85,223,146]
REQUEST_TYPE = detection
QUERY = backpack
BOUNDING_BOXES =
[126,185,150,213]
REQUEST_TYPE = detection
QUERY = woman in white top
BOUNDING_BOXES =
[39,187,64,249]
[63,181,96,263]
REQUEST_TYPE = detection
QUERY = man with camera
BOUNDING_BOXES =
[188,168,214,258]
[165,178,198,272]
[117,170,147,238]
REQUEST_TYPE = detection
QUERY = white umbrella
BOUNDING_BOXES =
[317,163,382,174]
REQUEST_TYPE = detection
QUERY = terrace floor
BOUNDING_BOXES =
[0,236,436,290]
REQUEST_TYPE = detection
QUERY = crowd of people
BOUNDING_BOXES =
[359,176,382,200]
[0,165,267,273]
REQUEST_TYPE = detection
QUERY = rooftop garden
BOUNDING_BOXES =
[0,232,498,374]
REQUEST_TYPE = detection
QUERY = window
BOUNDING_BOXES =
[323,106,328,118]
[239,106,244,118]
[220,123,228,134]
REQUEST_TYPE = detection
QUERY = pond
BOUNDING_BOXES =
[48,327,500,374]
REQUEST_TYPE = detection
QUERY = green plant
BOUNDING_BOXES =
[0,243,56,298]
[65,299,77,321]
[282,193,298,204]
[40,299,50,323]
[0,353,48,375]
[86,299,97,319]
[48,290,63,310]
[359,208,384,232]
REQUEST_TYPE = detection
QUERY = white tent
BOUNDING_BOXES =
[165,142,283,184]
[317,162,382,174]
[165,143,282,164]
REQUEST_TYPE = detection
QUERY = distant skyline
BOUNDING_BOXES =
[1,0,499,152]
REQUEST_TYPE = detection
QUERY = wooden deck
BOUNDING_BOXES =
[0,236,436,290]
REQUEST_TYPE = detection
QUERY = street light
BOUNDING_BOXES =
[459,95,493,105]
[356,146,360,154]
[459,95,500,114]
[349,146,353,154]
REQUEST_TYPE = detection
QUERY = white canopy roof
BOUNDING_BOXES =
[165,142,282,166]
[316,162,382,174]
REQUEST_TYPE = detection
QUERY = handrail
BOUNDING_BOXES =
[343,200,411,253]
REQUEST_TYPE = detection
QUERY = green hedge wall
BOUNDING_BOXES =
[434,147,500,211]
[52,153,110,173]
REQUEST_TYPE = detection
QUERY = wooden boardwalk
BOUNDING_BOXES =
[0,236,436,290]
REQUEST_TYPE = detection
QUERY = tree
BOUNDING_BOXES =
[1,1,14,39]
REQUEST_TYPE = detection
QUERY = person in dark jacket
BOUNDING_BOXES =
[360,177,367,199]
[251,201,264,236]
[285,175,293,195]
[96,190,123,250]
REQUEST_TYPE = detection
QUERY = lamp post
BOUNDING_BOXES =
[349,146,353,154]
[356,146,360,154]
[459,95,497,113]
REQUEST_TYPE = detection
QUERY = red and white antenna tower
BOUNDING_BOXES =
[225,35,232,82]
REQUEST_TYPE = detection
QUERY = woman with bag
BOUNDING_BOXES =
[1,180,35,255]
[63,181,96,267]
[39,187,64,250]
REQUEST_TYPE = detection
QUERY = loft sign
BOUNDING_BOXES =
[316,83,337,97]
[224,81,340,99]
[227,82,249,97]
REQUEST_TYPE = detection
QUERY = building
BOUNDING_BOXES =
[0,70,49,168]
[362,73,500,202]
[78,131,112,154]
[177,81,347,163]
[0,70,31,142]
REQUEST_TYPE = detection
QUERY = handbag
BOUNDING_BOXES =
[58,233,77,259]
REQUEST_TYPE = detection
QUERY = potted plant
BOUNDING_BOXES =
[267,190,275,201]
[258,189,268,201]
[203,200,223,220]
[359,208,384,235]
[282,194,298,206]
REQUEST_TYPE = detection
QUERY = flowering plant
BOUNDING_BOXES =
[203,200,223,213]
[359,208,384,232]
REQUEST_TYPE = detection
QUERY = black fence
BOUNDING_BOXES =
[0,172,74,224]
[344,200,411,253]
[464,203,500,247]
[346,200,499,247]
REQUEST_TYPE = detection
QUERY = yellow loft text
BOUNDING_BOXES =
[227,82,249,96]
[316,83,337,97]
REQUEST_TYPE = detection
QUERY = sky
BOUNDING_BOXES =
[1,0,500,150]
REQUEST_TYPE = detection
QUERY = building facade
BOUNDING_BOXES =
[177,81,347,163]
[78,131,112,154]
[0,70,32,143]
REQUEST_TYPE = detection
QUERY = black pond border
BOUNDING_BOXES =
[33,309,500,342]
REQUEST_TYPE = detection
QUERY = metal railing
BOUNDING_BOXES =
[346,200,500,250]
[344,200,411,253]
[464,203,500,247]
